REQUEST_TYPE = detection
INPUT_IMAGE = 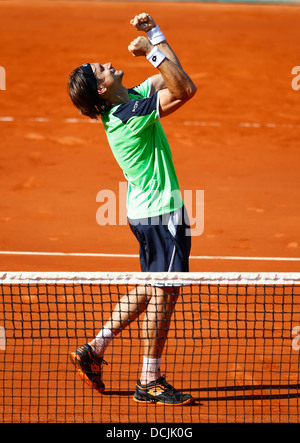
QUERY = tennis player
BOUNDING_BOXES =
[68,13,197,406]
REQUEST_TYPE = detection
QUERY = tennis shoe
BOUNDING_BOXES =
[70,343,108,393]
[133,376,194,405]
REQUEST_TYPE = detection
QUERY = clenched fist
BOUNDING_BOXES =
[128,36,153,57]
[130,13,156,33]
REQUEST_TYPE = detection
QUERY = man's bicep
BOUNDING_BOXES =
[158,89,186,118]
[149,74,166,95]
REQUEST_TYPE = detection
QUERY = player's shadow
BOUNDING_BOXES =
[103,383,300,406]
[103,389,135,396]
[189,383,300,402]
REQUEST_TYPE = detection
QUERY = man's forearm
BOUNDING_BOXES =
[129,13,197,101]
[157,56,196,100]
[156,40,183,70]
[151,32,194,99]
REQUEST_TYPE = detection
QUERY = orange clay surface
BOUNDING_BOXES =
[0,0,300,423]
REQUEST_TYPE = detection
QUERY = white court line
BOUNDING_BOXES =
[0,250,299,261]
[1,116,300,128]
[0,116,14,122]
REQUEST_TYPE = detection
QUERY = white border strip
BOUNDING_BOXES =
[192,255,300,261]
[0,271,300,286]
[1,116,300,129]
[0,250,299,261]
[0,250,138,258]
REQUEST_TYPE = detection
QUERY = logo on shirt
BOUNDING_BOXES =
[132,100,139,113]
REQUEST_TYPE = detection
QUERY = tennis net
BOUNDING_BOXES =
[0,271,299,423]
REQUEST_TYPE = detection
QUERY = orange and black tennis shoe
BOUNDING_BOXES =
[70,344,108,393]
[133,376,194,405]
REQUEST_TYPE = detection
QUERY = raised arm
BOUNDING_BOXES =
[129,13,197,117]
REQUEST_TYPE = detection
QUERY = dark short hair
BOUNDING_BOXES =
[68,67,110,119]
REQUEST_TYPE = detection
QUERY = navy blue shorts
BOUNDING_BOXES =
[128,206,191,273]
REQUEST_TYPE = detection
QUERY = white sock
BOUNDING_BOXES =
[140,356,161,385]
[89,326,114,357]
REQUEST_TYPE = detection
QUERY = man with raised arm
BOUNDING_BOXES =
[68,13,197,406]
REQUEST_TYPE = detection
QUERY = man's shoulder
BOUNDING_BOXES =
[112,92,158,125]
[128,78,151,99]
[127,87,142,99]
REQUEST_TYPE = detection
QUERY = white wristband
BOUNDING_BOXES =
[146,47,166,68]
[146,25,165,45]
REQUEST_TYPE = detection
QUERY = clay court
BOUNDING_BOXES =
[0,0,300,423]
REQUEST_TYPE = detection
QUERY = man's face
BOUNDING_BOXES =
[90,63,124,92]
